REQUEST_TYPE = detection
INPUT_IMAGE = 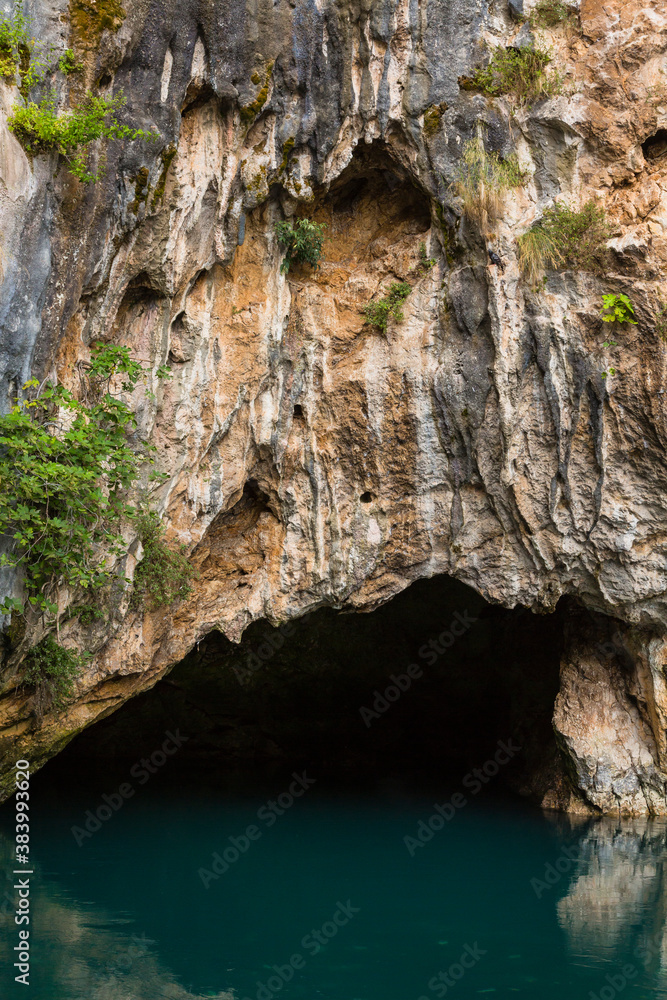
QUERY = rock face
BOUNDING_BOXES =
[1,0,667,813]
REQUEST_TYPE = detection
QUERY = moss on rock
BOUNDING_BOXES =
[129,166,149,214]
[69,0,126,49]
[150,144,177,210]
[240,61,274,124]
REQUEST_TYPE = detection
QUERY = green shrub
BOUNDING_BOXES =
[363,282,412,332]
[529,1,578,28]
[275,218,326,274]
[416,242,436,272]
[517,201,611,281]
[464,44,561,105]
[453,135,526,231]
[21,637,86,720]
[600,293,637,325]
[130,512,196,611]
[0,344,170,618]
[58,48,83,75]
[8,92,157,182]
[0,0,33,88]
[0,6,25,81]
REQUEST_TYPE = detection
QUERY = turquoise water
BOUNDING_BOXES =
[1,772,667,1000]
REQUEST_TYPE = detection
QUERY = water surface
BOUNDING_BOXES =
[1,771,666,1000]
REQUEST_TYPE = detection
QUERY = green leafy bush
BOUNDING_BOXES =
[0,344,170,618]
[529,1,578,28]
[21,636,86,720]
[416,242,436,272]
[8,92,157,182]
[130,512,196,611]
[275,219,326,274]
[0,3,26,81]
[600,293,637,325]
[464,44,561,105]
[58,48,83,75]
[517,201,611,281]
[363,282,412,332]
[453,135,526,231]
[0,1,40,88]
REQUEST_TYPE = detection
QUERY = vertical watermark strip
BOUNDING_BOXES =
[13,759,32,985]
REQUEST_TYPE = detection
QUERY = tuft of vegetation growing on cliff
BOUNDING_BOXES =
[8,91,157,182]
[58,48,83,74]
[363,282,412,332]
[462,44,561,105]
[453,135,526,231]
[21,636,87,721]
[275,218,326,274]
[528,1,578,29]
[0,344,172,619]
[0,2,29,82]
[130,512,196,612]
[0,1,48,96]
[517,201,611,281]
[600,293,637,325]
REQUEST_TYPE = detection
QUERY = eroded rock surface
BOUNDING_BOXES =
[1,0,667,812]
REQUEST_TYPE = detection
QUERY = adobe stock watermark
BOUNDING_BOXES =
[417,942,487,999]
[404,738,521,856]
[232,615,313,686]
[241,900,360,1000]
[359,609,478,728]
[588,963,638,1000]
[70,730,188,846]
[588,929,667,1000]
[530,842,582,898]
[198,771,316,888]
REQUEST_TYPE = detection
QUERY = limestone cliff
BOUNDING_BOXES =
[1,0,667,815]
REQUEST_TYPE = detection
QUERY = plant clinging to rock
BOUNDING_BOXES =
[21,636,87,721]
[462,44,561,105]
[8,91,157,183]
[275,218,326,274]
[58,48,83,75]
[0,344,171,619]
[130,511,196,612]
[363,282,412,332]
[517,201,611,282]
[0,3,29,81]
[452,135,526,232]
[600,293,637,325]
[528,1,578,29]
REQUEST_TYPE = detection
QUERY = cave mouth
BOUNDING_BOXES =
[642,128,667,162]
[44,575,566,802]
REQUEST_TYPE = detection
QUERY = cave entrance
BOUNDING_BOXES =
[44,575,565,801]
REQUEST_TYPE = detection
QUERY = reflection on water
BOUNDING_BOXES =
[1,783,667,999]
[556,816,667,988]
[0,832,232,1000]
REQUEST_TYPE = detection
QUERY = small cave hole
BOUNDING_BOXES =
[642,129,667,162]
[360,491,374,503]
[97,72,113,89]
[293,404,303,418]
